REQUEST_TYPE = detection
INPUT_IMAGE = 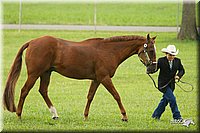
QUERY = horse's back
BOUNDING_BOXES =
[25,36,97,79]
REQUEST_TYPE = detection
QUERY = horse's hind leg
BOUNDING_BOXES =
[39,71,58,119]
[16,75,38,118]
[84,80,100,120]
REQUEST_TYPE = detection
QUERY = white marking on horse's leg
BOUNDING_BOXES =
[49,106,59,119]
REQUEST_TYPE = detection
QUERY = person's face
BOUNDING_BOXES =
[166,53,175,61]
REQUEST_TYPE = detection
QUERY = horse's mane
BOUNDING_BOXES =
[84,38,104,41]
[82,35,146,44]
[103,35,146,42]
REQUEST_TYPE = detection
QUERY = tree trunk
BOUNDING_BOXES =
[177,0,199,40]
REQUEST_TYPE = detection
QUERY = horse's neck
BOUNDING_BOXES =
[116,42,143,64]
[101,40,143,64]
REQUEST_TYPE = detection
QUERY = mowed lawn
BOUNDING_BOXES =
[3,2,183,26]
[2,30,198,132]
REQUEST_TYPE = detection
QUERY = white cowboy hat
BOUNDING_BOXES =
[161,45,179,56]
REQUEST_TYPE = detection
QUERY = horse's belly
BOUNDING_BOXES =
[53,45,97,79]
[55,65,95,80]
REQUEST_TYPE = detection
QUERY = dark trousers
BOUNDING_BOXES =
[152,86,181,119]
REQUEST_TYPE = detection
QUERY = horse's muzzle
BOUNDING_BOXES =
[146,62,157,74]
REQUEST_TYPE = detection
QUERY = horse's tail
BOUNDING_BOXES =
[3,42,29,112]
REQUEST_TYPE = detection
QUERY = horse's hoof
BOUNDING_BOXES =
[52,117,59,120]
[17,116,22,120]
[122,118,128,122]
[84,116,88,121]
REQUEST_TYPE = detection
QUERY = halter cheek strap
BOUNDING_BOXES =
[143,44,151,64]
[138,43,155,66]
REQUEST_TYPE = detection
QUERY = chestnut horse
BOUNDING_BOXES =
[3,34,157,121]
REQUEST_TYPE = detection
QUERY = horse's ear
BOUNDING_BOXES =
[147,34,150,40]
[152,36,157,40]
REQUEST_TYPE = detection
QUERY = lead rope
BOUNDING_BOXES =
[175,80,194,92]
[147,74,194,92]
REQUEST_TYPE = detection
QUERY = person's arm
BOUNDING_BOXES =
[176,59,185,79]
[153,58,161,73]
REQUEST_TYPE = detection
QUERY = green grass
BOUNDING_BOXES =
[3,2,183,26]
[2,30,198,132]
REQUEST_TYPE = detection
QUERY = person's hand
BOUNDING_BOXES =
[175,75,180,82]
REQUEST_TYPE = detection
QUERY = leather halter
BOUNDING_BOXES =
[138,43,157,67]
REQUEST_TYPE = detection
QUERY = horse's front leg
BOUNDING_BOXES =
[101,76,128,121]
[84,80,100,120]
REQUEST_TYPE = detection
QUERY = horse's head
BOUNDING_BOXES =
[138,34,157,74]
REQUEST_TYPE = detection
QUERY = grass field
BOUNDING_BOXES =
[2,30,198,132]
[3,2,184,26]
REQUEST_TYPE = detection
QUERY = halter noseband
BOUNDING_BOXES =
[138,43,157,67]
